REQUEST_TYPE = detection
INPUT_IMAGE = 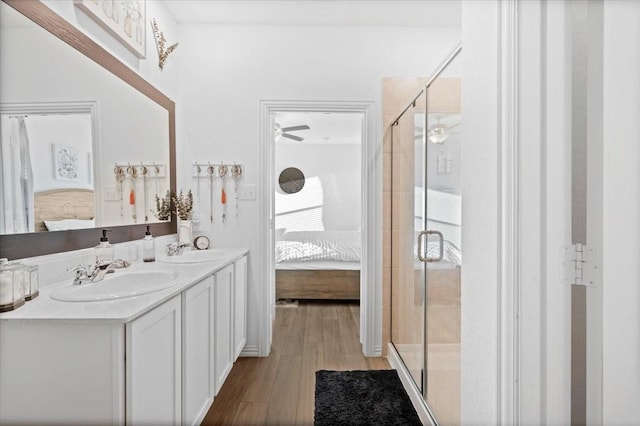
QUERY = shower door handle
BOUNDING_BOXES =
[417,230,444,263]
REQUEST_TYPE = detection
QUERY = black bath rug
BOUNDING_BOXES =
[314,369,422,425]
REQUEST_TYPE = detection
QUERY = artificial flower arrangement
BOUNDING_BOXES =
[172,189,193,220]
[154,190,172,221]
[154,189,193,221]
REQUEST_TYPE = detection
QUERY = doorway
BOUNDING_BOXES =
[258,100,379,357]
[273,111,363,303]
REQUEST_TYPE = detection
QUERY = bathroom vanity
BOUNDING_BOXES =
[0,249,248,425]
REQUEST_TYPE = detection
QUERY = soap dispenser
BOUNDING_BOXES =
[95,229,114,266]
[142,226,156,262]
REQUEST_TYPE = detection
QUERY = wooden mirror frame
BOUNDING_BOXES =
[0,0,176,260]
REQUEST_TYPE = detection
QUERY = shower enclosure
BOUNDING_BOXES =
[390,46,462,425]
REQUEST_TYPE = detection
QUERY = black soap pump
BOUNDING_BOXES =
[142,226,156,262]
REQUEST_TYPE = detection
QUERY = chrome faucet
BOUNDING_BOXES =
[166,242,190,256]
[69,259,130,285]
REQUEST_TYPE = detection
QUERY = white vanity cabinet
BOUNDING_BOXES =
[182,274,215,425]
[126,295,182,425]
[214,263,234,394]
[0,250,249,425]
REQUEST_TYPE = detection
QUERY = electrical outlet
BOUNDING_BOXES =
[239,184,256,200]
[104,186,120,201]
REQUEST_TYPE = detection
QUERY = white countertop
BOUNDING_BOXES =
[0,248,248,323]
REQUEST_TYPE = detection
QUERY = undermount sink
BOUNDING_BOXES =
[50,270,180,302]
[157,248,232,264]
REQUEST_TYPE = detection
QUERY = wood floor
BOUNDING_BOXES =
[202,301,390,425]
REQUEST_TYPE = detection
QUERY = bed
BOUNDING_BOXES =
[34,189,95,232]
[275,230,361,300]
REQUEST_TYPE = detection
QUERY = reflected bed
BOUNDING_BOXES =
[34,188,94,232]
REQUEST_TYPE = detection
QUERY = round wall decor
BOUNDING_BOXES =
[279,167,305,194]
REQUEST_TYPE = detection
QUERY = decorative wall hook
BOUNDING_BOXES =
[151,18,178,70]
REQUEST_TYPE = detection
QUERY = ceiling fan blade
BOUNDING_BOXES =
[447,122,462,130]
[281,133,304,142]
[281,125,310,132]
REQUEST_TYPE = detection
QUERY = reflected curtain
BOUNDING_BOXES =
[0,116,34,233]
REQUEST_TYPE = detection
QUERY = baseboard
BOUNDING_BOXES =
[373,345,382,357]
[387,343,437,426]
[239,345,260,357]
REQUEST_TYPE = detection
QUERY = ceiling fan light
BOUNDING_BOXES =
[427,125,449,143]
[428,133,448,144]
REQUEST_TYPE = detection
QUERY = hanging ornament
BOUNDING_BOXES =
[127,163,138,222]
[231,163,243,218]
[208,163,215,223]
[219,163,228,223]
[114,164,126,218]
[141,163,149,222]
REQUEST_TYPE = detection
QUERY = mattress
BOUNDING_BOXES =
[275,230,361,265]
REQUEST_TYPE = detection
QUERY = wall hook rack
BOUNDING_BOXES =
[192,162,243,178]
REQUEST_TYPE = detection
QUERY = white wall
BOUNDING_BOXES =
[275,143,361,232]
[176,22,460,353]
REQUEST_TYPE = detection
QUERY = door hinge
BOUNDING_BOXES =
[562,243,599,287]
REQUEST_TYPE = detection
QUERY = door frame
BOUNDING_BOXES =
[496,0,573,423]
[258,99,380,356]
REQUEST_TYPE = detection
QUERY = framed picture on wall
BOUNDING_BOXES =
[74,0,146,59]
[53,144,79,181]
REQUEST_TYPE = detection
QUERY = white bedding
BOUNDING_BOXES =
[426,240,462,266]
[275,231,361,264]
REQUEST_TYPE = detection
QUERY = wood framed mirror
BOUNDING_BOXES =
[0,0,176,260]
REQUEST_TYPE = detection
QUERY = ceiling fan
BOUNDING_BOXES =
[274,123,310,142]
[415,118,461,144]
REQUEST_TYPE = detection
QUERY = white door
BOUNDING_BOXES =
[545,1,640,424]
[182,275,215,425]
[215,264,234,394]
[126,295,182,425]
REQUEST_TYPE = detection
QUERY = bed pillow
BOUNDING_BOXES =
[44,218,95,231]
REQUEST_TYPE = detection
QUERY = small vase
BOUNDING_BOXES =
[178,219,193,247]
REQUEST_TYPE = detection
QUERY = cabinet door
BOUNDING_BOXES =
[126,295,181,425]
[233,255,248,359]
[183,275,215,425]
[214,264,234,394]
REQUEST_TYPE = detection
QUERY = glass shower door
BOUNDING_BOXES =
[390,90,427,393]
[390,46,462,425]
[423,48,462,424]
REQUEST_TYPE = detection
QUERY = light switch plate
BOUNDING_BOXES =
[104,186,120,201]
[239,184,256,200]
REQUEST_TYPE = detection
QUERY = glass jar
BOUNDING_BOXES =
[23,265,39,301]
[0,259,25,312]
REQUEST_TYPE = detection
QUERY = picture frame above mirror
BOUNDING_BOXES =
[73,0,146,59]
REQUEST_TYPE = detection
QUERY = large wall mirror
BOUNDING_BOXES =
[0,0,176,260]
